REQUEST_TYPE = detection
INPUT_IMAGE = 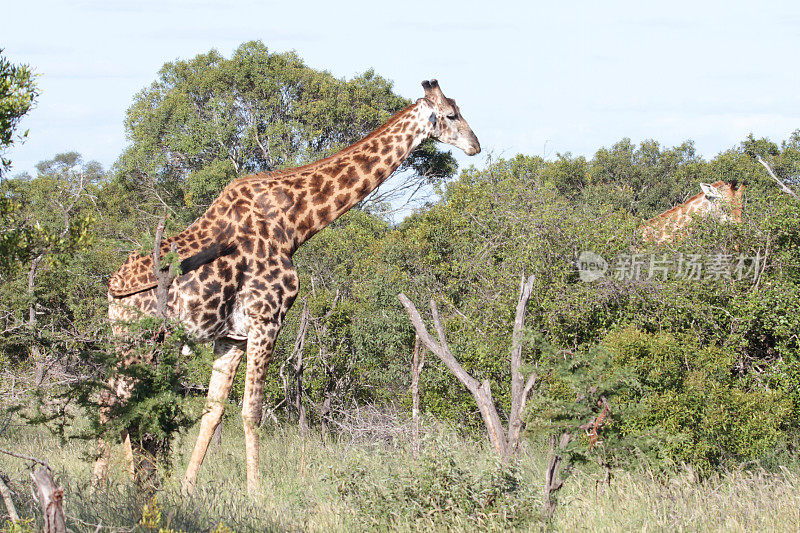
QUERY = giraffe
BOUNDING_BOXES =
[641,181,744,244]
[95,79,481,494]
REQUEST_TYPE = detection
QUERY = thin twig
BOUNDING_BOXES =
[0,414,12,440]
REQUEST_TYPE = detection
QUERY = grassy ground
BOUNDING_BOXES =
[2,412,800,532]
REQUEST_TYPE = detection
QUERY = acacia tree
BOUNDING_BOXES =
[118,41,456,225]
[0,51,39,284]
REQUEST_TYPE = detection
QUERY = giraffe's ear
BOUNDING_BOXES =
[429,112,437,126]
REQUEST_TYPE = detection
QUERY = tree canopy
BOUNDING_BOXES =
[118,41,456,225]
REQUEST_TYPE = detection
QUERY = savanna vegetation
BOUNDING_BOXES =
[2,41,800,531]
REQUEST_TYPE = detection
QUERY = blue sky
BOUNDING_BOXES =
[3,0,799,179]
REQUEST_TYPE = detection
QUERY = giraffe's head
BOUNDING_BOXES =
[421,79,481,156]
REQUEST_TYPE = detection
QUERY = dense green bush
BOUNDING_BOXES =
[333,448,535,529]
[266,133,800,472]
[602,326,793,471]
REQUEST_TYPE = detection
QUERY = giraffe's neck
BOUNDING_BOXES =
[643,181,747,243]
[274,99,436,250]
[676,196,710,221]
[647,196,709,242]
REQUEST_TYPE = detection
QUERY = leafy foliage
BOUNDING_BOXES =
[333,448,533,529]
[117,40,456,225]
[0,154,102,365]
[30,315,199,482]
[525,345,647,467]
[0,49,38,176]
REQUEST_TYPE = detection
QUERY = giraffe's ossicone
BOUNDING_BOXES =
[95,79,481,495]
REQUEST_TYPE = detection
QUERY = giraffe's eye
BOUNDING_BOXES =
[447,113,458,120]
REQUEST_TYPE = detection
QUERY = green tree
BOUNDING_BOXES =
[118,41,455,225]
[0,153,100,371]
[584,138,710,217]
[0,49,38,177]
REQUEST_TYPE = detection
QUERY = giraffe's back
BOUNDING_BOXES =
[109,246,255,341]
[107,173,281,298]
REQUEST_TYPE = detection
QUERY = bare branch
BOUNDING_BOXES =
[510,275,536,398]
[758,156,798,198]
[146,182,179,218]
[32,467,66,533]
[152,217,179,319]
[0,446,48,467]
[398,294,480,391]
[292,298,310,435]
[398,294,507,457]
[411,335,423,459]
[520,372,538,414]
[543,432,571,520]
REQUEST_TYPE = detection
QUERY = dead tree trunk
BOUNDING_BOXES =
[292,298,310,437]
[508,275,539,454]
[543,432,571,521]
[31,467,66,533]
[410,335,425,459]
[152,217,179,320]
[398,275,536,460]
[0,473,19,524]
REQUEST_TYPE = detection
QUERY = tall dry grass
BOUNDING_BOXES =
[553,466,800,532]
[1,410,799,532]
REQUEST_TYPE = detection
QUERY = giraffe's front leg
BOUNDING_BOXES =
[182,338,245,494]
[241,321,282,494]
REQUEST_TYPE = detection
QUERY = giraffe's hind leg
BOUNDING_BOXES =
[91,437,111,488]
[92,293,154,487]
[91,369,137,488]
[237,261,298,494]
[241,321,284,494]
[182,338,245,494]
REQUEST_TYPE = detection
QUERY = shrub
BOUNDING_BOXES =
[332,448,536,530]
[602,326,793,472]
